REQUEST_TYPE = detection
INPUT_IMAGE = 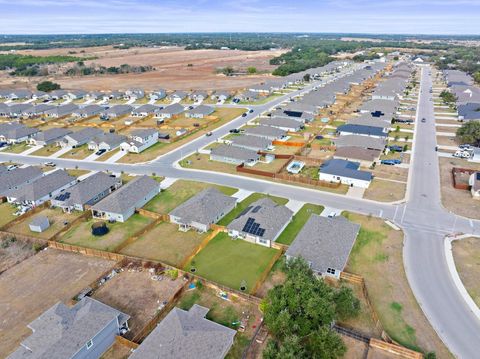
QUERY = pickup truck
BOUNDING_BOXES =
[381,159,402,165]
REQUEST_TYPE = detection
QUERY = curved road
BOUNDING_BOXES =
[1,65,479,357]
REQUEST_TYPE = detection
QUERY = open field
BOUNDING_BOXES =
[60,214,154,251]
[0,237,38,273]
[3,46,286,91]
[452,237,480,308]
[0,249,115,357]
[439,157,480,219]
[178,283,263,358]
[185,232,279,293]
[344,213,450,356]
[363,178,406,202]
[92,270,185,338]
[145,179,236,215]
[8,208,82,240]
[120,222,207,267]
[276,203,324,245]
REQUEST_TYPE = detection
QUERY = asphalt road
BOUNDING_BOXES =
[1,64,480,357]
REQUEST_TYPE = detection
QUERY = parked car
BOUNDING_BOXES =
[44,162,56,167]
[242,113,247,117]
[229,129,240,134]
[421,118,426,123]
[453,150,471,158]
[315,135,324,140]
[205,132,213,137]
[193,123,200,127]
[6,164,18,171]
[459,144,471,150]
[389,145,403,152]
[249,109,254,113]
[381,159,402,165]
[0,142,7,148]
[95,149,106,156]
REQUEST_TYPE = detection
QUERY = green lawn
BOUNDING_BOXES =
[31,144,60,157]
[276,204,324,245]
[218,193,289,226]
[185,232,279,293]
[60,214,153,252]
[144,180,237,215]
[3,143,30,154]
[0,203,17,228]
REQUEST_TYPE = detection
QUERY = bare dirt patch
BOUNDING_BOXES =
[452,237,480,307]
[0,237,38,273]
[0,248,115,357]
[342,335,369,359]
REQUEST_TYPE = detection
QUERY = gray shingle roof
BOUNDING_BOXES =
[66,128,104,144]
[33,128,72,144]
[91,175,159,214]
[286,215,360,274]
[230,134,272,151]
[157,103,185,115]
[258,117,303,130]
[334,146,381,162]
[0,166,43,196]
[211,144,259,162]
[91,133,126,148]
[129,305,236,359]
[73,104,103,117]
[170,188,236,226]
[228,198,293,242]
[133,104,161,115]
[186,105,214,116]
[8,297,129,359]
[334,135,386,151]
[243,125,286,139]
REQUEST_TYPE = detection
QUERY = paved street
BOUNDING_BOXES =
[0,64,479,356]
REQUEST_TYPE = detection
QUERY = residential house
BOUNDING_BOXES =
[72,104,104,118]
[6,169,77,207]
[91,175,160,222]
[7,297,130,359]
[334,146,381,167]
[129,305,235,359]
[211,91,230,102]
[286,215,360,278]
[61,128,104,148]
[103,91,124,101]
[120,129,158,153]
[170,188,237,232]
[28,128,72,146]
[101,105,133,119]
[229,134,272,152]
[88,133,126,152]
[51,172,122,212]
[6,89,32,100]
[148,89,166,101]
[319,159,372,188]
[49,89,68,100]
[234,90,258,102]
[336,124,388,138]
[44,103,79,118]
[6,103,33,118]
[0,122,39,144]
[168,91,187,101]
[227,197,293,247]
[210,144,259,166]
[258,117,303,132]
[85,91,104,100]
[0,166,43,197]
[64,90,87,100]
[334,135,386,151]
[188,91,208,101]
[31,91,48,100]
[23,104,55,117]
[124,88,144,100]
[131,104,160,117]
[248,84,273,94]
[243,125,287,141]
[155,103,185,120]
[185,105,214,119]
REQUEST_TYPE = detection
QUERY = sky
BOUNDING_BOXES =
[0,0,479,35]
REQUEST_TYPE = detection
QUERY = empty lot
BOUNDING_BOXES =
[0,248,115,357]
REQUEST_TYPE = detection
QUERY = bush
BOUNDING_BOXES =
[37,81,60,92]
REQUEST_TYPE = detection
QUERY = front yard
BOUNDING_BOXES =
[185,232,279,293]
[59,144,92,160]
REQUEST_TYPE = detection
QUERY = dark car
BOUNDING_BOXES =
[381,159,401,165]
[249,109,254,113]
[0,142,7,148]
[229,129,240,134]
[205,132,213,137]
[193,123,200,127]
[315,135,324,140]
[242,113,247,117]
[421,118,426,123]
[95,149,107,156]
[388,145,403,152]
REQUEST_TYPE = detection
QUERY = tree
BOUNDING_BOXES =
[333,286,360,321]
[264,335,306,359]
[303,73,311,82]
[456,121,480,146]
[36,81,60,92]
[221,66,234,76]
[474,72,480,85]
[247,66,257,74]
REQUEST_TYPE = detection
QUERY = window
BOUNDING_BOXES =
[86,339,93,350]
[326,268,336,275]
[258,238,268,245]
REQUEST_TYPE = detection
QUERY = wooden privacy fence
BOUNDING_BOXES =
[136,208,165,220]
[370,338,423,359]
[115,336,139,350]
[252,247,284,296]
[113,217,163,253]
[272,139,305,147]
[179,228,222,269]
[47,241,126,261]
[451,167,475,190]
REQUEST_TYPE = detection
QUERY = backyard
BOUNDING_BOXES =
[120,222,208,267]
[185,232,279,293]
[60,214,153,252]
[275,203,324,245]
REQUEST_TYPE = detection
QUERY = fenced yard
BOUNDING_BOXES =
[275,203,324,245]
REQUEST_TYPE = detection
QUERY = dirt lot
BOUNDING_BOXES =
[0,237,38,274]
[92,269,185,339]
[2,46,286,91]
[342,335,369,359]
[363,178,406,202]
[439,157,480,219]
[371,165,409,182]
[0,248,115,357]
[452,237,480,308]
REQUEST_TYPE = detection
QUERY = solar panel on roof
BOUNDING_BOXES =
[242,217,266,237]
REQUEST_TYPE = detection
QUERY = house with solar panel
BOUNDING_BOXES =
[227,198,293,247]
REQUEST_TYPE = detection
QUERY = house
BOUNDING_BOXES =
[23,104,55,117]
[131,104,160,117]
[61,128,104,148]
[249,83,273,94]
[336,124,388,138]
[7,89,32,100]
[155,103,185,119]
[44,104,79,118]
[31,90,48,100]
[0,122,39,144]
[319,159,372,188]
[168,91,187,101]
[230,134,272,152]
[129,305,235,359]
[51,172,122,212]
[347,114,391,129]
[243,125,287,141]
[72,104,104,118]
[185,105,214,119]
[29,216,50,233]
[28,128,72,146]
[258,117,303,132]
[210,144,259,166]
[148,89,166,100]
[101,105,133,119]
[189,91,208,101]
[103,91,124,101]
[470,172,480,199]
[457,102,480,122]
[7,297,129,359]
[120,129,158,153]
[170,188,237,232]
[86,91,104,100]
[6,169,77,207]
[88,133,126,152]
[91,175,159,222]
[64,90,87,100]
[6,103,33,118]
[211,91,230,102]
[334,146,381,167]
[49,89,68,100]
[269,109,314,123]
[0,166,43,197]
[234,90,258,102]
[227,198,293,247]
[334,135,386,151]
[285,215,360,278]
[124,88,144,100]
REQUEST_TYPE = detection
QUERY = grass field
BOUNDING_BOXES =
[363,179,407,203]
[30,144,60,157]
[344,213,450,356]
[218,192,288,226]
[59,144,92,160]
[60,214,153,252]
[3,143,30,154]
[452,237,480,308]
[275,203,324,245]
[144,180,237,215]
[120,222,207,267]
[185,232,279,293]
[0,203,17,228]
